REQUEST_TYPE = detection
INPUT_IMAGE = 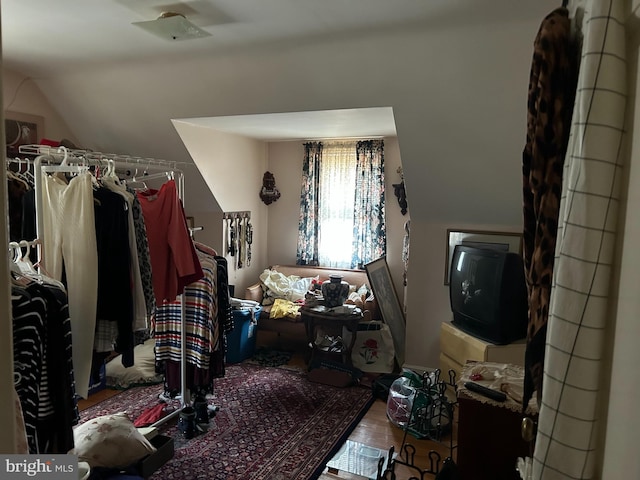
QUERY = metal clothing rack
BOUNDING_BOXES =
[21,144,190,428]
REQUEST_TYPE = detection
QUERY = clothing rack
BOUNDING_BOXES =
[19,145,190,427]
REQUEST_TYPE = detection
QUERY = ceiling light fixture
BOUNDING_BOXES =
[132,11,211,41]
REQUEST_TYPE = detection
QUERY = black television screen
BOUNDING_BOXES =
[449,244,528,345]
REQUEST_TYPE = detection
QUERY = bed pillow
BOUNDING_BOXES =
[70,412,156,468]
[106,338,163,389]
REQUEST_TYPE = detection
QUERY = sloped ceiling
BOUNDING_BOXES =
[2,0,553,76]
[1,0,559,219]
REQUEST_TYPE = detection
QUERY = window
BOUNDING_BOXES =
[297,140,386,269]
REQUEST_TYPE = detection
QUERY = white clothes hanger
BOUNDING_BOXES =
[101,160,134,202]
[8,242,22,275]
[7,169,30,190]
[10,239,66,290]
[15,241,38,276]
[59,146,69,166]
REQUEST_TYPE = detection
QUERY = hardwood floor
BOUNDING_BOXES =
[320,398,456,480]
[257,332,458,478]
[79,333,457,480]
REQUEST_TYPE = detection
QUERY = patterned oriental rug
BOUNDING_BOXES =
[80,363,374,480]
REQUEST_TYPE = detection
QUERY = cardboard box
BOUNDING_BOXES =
[136,435,174,478]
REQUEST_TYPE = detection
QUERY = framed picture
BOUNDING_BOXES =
[5,111,44,156]
[445,229,523,285]
[365,256,405,366]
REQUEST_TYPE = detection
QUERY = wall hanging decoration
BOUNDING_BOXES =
[259,171,281,205]
[5,111,44,157]
[392,167,408,215]
[223,211,252,269]
[365,256,405,367]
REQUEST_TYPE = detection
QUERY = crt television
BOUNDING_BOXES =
[449,244,528,345]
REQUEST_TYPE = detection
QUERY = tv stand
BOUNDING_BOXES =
[439,322,526,380]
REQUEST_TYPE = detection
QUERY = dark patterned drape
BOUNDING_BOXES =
[353,139,386,269]
[296,142,322,266]
[521,6,577,410]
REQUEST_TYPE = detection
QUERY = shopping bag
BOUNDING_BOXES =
[343,321,395,373]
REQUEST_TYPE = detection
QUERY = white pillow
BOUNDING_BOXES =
[106,339,163,389]
[70,412,156,468]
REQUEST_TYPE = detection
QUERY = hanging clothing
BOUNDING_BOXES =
[155,245,231,396]
[12,280,78,454]
[13,387,29,454]
[7,175,30,242]
[100,177,146,331]
[12,284,46,454]
[93,186,134,365]
[136,179,203,305]
[127,186,157,319]
[521,6,577,409]
[154,252,218,369]
[40,170,98,399]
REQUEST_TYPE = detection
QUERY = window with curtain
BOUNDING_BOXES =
[296,139,386,269]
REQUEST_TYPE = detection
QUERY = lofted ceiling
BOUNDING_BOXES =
[1,0,558,223]
[2,0,552,141]
[2,0,549,77]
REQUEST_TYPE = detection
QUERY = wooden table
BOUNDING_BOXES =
[456,362,538,480]
[301,305,363,370]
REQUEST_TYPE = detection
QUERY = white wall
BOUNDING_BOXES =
[264,141,303,265]
[601,10,640,476]
[173,121,269,294]
[265,137,407,298]
[4,4,554,370]
[3,69,78,144]
[8,14,550,373]
[0,42,18,454]
[403,221,523,370]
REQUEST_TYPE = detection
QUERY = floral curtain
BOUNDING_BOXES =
[296,142,322,265]
[352,139,386,269]
[296,139,386,269]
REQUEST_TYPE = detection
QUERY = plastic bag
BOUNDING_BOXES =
[386,369,424,428]
[386,369,453,439]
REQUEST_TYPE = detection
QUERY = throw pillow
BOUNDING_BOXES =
[70,412,157,468]
[106,339,163,389]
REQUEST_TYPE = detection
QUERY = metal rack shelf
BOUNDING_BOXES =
[376,369,459,480]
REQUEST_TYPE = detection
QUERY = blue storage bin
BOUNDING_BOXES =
[226,306,261,363]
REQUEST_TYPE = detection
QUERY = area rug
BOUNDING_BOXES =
[80,363,374,480]
[247,346,294,367]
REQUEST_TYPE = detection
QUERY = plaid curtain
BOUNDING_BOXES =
[533,1,627,478]
[296,142,322,265]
